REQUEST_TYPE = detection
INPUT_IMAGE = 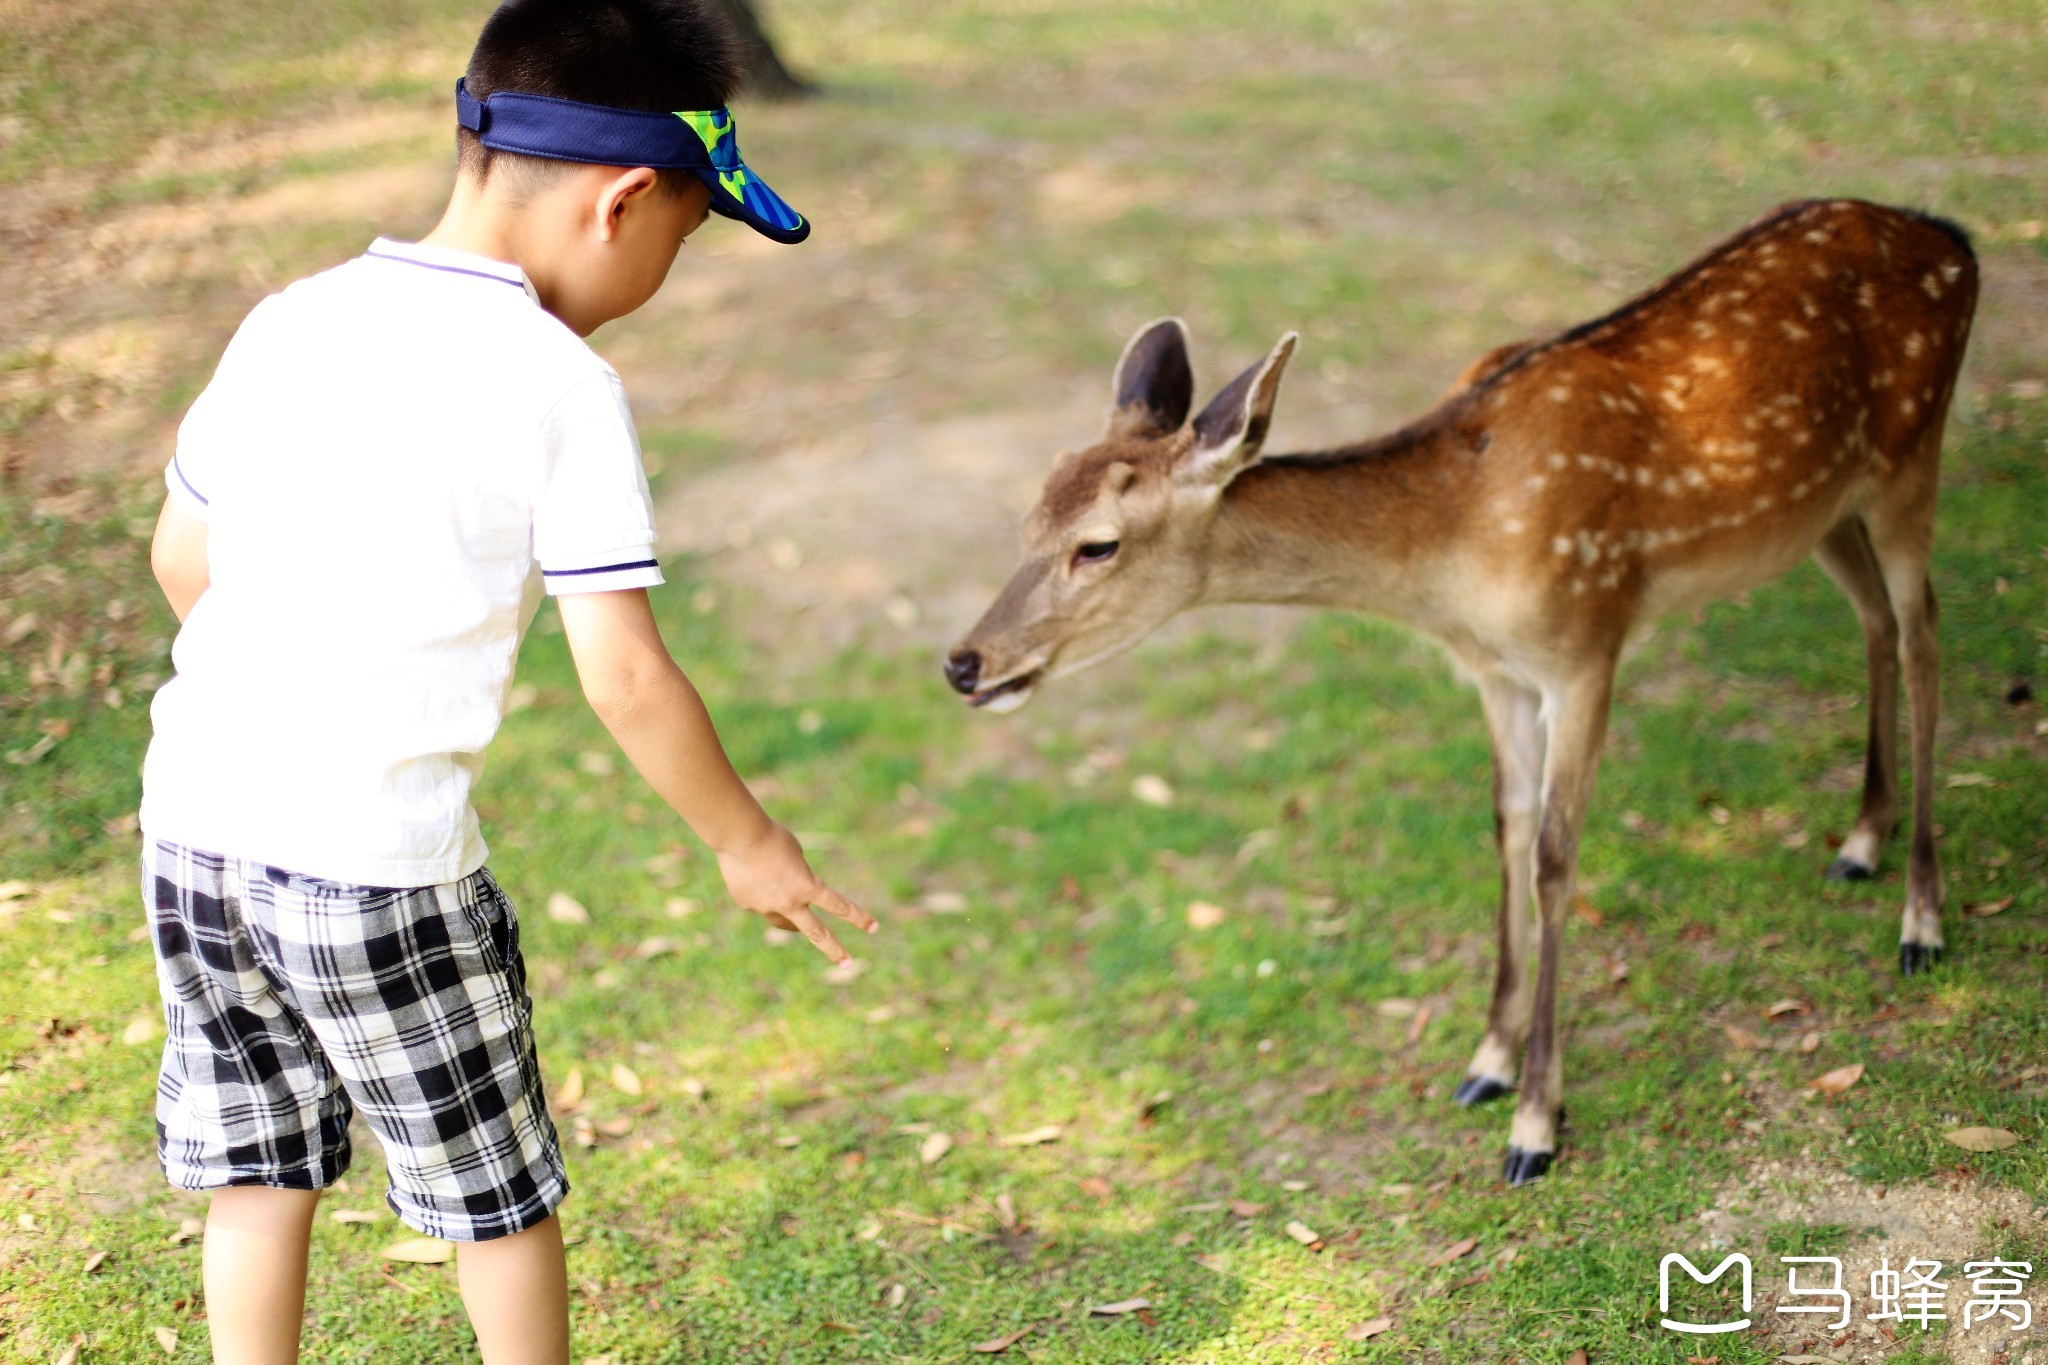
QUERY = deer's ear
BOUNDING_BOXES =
[1180,332,1298,488]
[1106,317,1194,438]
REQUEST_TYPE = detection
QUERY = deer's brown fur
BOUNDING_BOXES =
[947,199,1977,1183]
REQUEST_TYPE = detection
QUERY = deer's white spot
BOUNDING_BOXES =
[1940,261,1963,283]
[1803,229,1829,244]
[1731,309,1757,327]
[1790,481,1810,500]
[1692,320,1717,340]
[1501,518,1525,534]
[1900,397,1917,418]
[1548,452,1568,470]
[1921,272,1942,299]
[1904,331,1924,357]
[1661,477,1680,495]
[1635,467,1653,486]
[1873,371,1893,389]
[1552,536,1573,556]
[1780,319,1811,341]
[1548,385,1571,403]
[1857,283,1878,310]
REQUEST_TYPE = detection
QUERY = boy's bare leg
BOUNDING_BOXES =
[456,1214,571,1365]
[203,1187,321,1364]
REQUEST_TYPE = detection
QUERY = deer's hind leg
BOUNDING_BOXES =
[1864,488,1945,976]
[1455,673,1545,1107]
[1812,517,1901,881]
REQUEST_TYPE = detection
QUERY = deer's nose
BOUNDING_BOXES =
[944,649,982,695]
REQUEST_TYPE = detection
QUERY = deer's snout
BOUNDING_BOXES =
[944,649,982,696]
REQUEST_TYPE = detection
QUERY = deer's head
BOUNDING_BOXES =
[945,318,1297,711]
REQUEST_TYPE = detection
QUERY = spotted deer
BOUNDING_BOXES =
[944,199,1977,1184]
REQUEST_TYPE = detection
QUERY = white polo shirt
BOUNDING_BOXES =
[141,238,664,887]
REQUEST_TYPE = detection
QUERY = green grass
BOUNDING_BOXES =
[3,0,2046,1360]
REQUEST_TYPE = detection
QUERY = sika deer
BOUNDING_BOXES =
[945,199,1977,1184]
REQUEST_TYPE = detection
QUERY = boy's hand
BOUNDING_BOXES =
[716,821,875,964]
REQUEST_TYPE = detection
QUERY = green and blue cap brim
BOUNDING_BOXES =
[455,79,809,244]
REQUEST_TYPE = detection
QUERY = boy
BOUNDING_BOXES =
[141,2,871,1360]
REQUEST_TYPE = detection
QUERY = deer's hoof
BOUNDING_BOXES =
[1453,1076,1512,1107]
[1899,942,1944,976]
[1825,856,1874,882]
[1502,1146,1553,1186]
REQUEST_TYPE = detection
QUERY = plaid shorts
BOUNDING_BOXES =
[144,839,567,1241]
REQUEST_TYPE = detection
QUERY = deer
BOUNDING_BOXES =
[943,199,1977,1184]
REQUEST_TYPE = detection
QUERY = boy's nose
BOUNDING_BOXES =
[944,649,981,695]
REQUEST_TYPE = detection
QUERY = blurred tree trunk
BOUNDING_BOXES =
[708,0,817,100]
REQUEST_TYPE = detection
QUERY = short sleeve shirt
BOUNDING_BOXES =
[141,238,664,887]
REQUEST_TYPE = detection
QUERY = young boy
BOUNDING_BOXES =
[140,2,871,1359]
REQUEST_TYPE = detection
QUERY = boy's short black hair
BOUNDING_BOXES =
[459,0,741,196]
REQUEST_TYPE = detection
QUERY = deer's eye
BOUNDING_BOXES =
[1073,540,1121,566]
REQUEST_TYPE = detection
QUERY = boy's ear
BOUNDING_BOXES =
[595,165,662,238]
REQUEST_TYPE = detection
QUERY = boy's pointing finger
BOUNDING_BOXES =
[784,904,850,964]
[815,885,876,934]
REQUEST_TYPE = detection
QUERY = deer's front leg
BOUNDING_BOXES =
[1505,668,1615,1186]
[1456,675,1545,1106]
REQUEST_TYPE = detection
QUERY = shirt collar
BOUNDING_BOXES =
[363,237,540,303]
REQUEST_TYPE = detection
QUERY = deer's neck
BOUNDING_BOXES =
[1203,423,1474,629]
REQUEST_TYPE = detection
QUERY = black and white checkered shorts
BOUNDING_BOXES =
[144,840,568,1241]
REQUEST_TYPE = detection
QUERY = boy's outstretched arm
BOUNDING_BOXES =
[556,588,875,962]
[151,495,210,623]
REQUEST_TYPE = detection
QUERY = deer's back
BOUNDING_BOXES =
[1458,199,1977,656]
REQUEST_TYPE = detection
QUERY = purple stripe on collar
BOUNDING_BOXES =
[364,248,527,290]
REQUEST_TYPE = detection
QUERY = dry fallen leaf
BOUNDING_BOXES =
[970,1327,1033,1353]
[1572,896,1604,927]
[1809,1063,1865,1096]
[1964,896,2015,918]
[382,1238,454,1264]
[1722,1024,1771,1051]
[919,1132,954,1166]
[1284,1220,1322,1247]
[55,1346,79,1365]
[1763,999,1809,1020]
[679,1077,708,1102]
[0,880,30,902]
[1944,1126,2020,1152]
[82,1250,107,1273]
[823,956,869,985]
[1565,1351,1588,1365]
[1945,772,1994,788]
[634,936,681,959]
[154,1326,179,1355]
[1346,1317,1394,1342]
[167,1217,203,1246]
[1088,1298,1153,1316]
[1430,1236,1479,1267]
[1375,998,1419,1019]
[609,1063,643,1097]
[1079,1176,1114,1200]
[329,1209,382,1225]
[1799,1031,1823,1054]
[597,1117,634,1138]
[1607,957,1630,983]
[553,1067,586,1113]
[1186,900,1227,930]
[1131,774,1175,807]
[545,892,589,925]
[1227,1198,1267,1218]
[122,1014,163,1046]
